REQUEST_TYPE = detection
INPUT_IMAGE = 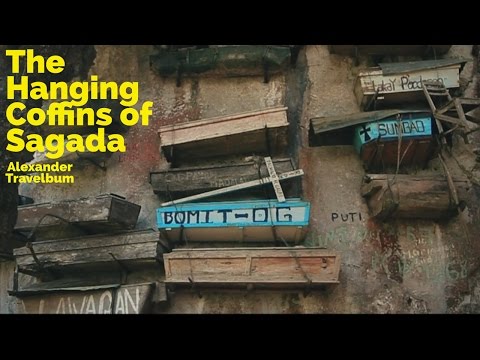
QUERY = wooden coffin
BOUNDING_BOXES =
[150,45,292,78]
[150,158,296,196]
[164,247,340,288]
[157,199,310,243]
[329,45,451,57]
[361,174,470,220]
[13,282,162,314]
[353,113,436,169]
[354,59,465,110]
[14,229,161,275]
[15,194,141,240]
[158,107,289,164]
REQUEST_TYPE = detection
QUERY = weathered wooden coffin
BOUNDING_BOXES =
[150,45,292,78]
[157,199,310,243]
[150,158,296,196]
[15,194,141,239]
[158,107,289,163]
[329,45,451,57]
[361,174,470,220]
[13,282,163,314]
[354,59,466,110]
[164,247,340,288]
[353,112,436,169]
[14,229,161,275]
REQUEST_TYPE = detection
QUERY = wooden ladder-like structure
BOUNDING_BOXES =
[422,80,480,143]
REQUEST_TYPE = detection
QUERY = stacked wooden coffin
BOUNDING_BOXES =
[155,107,341,288]
[12,194,166,313]
[309,58,470,221]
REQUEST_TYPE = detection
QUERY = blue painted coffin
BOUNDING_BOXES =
[353,114,433,153]
[157,198,310,243]
[353,113,435,169]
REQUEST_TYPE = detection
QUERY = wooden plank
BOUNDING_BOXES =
[163,247,340,287]
[160,224,307,243]
[158,199,309,243]
[18,283,155,314]
[150,158,295,195]
[159,107,288,141]
[354,64,462,109]
[15,194,141,240]
[161,169,304,206]
[14,229,161,274]
[158,107,289,162]
[264,157,285,202]
[361,174,470,220]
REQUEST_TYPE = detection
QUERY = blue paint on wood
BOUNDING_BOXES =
[157,198,310,229]
[353,114,433,154]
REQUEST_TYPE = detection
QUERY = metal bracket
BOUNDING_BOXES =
[303,281,313,298]
[155,258,164,272]
[13,265,19,293]
[263,61,270,84]
[365,88,380,112]
[176,64,183,87]
[25,213,85,243]
[188,277,202,299]
[26,242,57,280]
[290,45,302,67]
[264,124,272,157]
[353,46,360,67]
[109,252,131,284]
[178,225,185,245]
[262,46,271,83]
